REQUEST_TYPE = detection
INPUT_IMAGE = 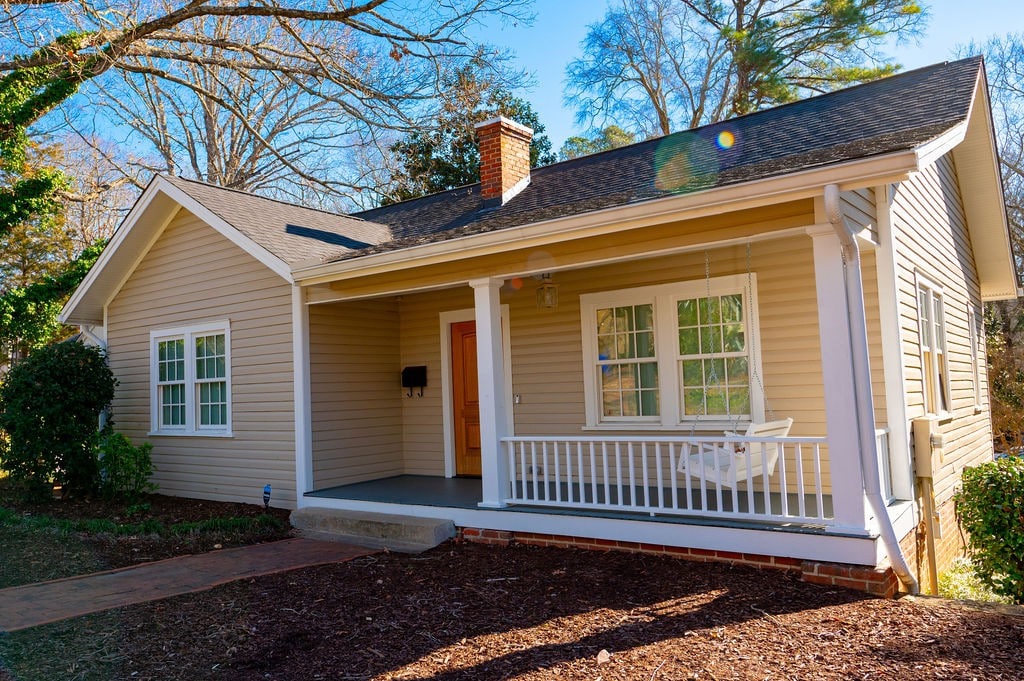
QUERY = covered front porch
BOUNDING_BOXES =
[293,199,908,563]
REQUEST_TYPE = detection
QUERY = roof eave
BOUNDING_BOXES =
[61,176,295,326]
[293,149,923,286]
[951,66,1019,301]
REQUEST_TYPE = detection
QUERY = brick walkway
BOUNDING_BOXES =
[0,538,374,632]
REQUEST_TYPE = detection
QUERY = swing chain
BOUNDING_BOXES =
[746,243,772,421]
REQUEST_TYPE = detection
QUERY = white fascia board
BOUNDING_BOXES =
[914,121,968,169]
[293,150,922,287]
[61,179,169,325]
[956,71,1018,301]
[156,179,293,283]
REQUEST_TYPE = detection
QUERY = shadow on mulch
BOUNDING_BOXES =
[67,542,1015,681]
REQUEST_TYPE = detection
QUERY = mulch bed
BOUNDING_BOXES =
[2,491,1023,680]
[0,489,292,571]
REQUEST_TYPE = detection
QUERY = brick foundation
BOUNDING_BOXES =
[456,527,900,598]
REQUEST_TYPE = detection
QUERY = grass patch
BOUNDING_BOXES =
[0,507,284,538]
[0,610,126,681]
[0,525,106,588]
[939,557,1014,604]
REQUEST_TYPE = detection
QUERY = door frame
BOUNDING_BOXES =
[440,306,513,478]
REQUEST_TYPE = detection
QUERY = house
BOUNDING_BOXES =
[61,57,1016,596]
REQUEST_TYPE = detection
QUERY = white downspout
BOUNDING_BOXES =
[824,184,918,594]
[79,324,107,350]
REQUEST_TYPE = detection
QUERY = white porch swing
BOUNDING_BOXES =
[678,245,793,488]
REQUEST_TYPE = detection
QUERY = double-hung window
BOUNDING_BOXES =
[151,321,231,435]
[916,277,950,417]
[581,274,763,429]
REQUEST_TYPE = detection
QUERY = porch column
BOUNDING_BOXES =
[808,226,869,533]
[292,284,313,507]
[470,278,510,508]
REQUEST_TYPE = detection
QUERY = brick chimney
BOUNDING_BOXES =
[475,116,533,208]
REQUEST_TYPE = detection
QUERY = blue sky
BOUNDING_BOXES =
[483,0,1020,148]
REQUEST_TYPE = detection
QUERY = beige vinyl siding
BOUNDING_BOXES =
[393,231,831,487]
[309,300,403,487]
[890,154,993,507]
[842,187,879,243]
[400,287,474,475]
[106,209,297,507]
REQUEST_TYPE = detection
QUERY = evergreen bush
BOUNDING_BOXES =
[954,456,1024,604]
[0,339,116,499]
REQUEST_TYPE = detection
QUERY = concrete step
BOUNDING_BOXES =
[289,507,456,553]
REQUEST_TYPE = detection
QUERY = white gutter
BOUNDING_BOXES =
[824,184,918,594]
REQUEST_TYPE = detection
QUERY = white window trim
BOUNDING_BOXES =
[149,320,232,437]
[914,274,951,420]
[580,274,764,431]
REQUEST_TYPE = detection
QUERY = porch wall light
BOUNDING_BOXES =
[536,273,558,309]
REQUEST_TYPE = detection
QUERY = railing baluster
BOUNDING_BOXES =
[563,441,572,503]
[600,442,608,507]
[518,442,528,501]
[577,442,585,504]
[776,440,789,518]
[669,442,679,510]
[622,440,630,503]
[641,442,651,510]
[745,444,756,518]
[530,442,538,502]
[655,442,664,510]
[813,443,825,521]
[615,442,624,508]
[713,441,725,515]
[733,443,744,516]
[795,442,806,519]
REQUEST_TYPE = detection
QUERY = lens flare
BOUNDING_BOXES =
[653,133,719,194]
[716,130,735,149]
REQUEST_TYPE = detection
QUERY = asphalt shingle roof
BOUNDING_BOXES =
[346,57,982,262]
[161,57,983,269]
[160,175,392,267]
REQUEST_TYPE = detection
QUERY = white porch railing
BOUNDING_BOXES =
[503,434,832,526]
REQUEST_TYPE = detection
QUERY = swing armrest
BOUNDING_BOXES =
[722,432,745,453]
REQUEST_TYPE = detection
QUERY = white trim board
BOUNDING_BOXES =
[439,306,513,478]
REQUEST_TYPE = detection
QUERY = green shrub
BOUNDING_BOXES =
[954,456,1024,604]
[0,339,116,500]
[97,432,157,501]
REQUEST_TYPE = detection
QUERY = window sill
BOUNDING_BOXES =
[582,422,750,433]
[148,430,234,438]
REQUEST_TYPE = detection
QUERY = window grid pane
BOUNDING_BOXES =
[160,383,186,427]
[596,304,659,418]
[677,294,750,419]
[157,339,185,383]
[195,333,228,427]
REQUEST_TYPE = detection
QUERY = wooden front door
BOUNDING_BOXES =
[451,320,481,476]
